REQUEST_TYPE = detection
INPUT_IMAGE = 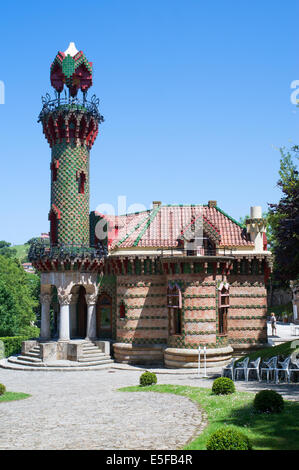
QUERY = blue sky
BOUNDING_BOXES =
[0,0,299,245]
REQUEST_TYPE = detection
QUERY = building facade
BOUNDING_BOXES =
[29,44,272,367]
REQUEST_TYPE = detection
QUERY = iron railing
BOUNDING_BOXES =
[38,91,104,122]
[28,240,107,262]
[158,247,234,257]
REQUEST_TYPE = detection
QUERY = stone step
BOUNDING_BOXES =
[1,358,113,371]
[7,356,114,368]
[81,350,105,356]
[25,351,41,358]
[77,356,112,363]
[14,355,43,363]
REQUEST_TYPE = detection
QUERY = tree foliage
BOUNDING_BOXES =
[0,255,39,337]
[0,241,17,259]
[268,146,299,282]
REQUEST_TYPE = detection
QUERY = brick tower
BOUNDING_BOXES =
[29,43,106,344]
[39,42,103,247]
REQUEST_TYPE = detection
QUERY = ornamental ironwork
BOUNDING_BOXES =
[38,91,104,122]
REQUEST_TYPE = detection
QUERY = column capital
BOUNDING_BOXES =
[57,289,72,306]
[40,293,51,305]
[85,293,98,306]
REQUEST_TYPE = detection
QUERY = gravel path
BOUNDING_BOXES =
[0,367,298,450]
[0,369,203,450]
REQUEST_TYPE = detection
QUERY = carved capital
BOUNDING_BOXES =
[57,288,72,306]
[85,293,98,306]
[40,293,51,305]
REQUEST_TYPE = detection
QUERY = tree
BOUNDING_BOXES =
[0,255,39,337]
[268,146,299,283]
[0,241,17,259]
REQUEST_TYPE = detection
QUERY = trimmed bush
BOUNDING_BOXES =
[212,377,235,395]
[139,371,157,387]
[0,336,33,358]
[206,427,252,450]
[253,389,284,413]
[0,383,6,396]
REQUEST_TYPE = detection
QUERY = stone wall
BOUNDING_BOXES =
[116,276,167,345]
[227,275,268,350]
[114,272,268,355]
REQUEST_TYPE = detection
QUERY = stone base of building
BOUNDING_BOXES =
[113,343,165,365]
[113,343,233,368]
[164,346,233,368]
[231,343,270,355]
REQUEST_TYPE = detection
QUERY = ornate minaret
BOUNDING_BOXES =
[29,43,105,344]
[39,42,103,246]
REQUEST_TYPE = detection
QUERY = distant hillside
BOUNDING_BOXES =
[10,243,30,262]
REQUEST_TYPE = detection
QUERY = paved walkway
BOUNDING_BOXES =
[0,367,298,450]
[267,321,299,342]
[0,368,204,450]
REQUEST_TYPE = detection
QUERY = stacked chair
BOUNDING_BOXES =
[222,354,299,384]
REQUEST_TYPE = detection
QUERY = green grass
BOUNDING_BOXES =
[237,340,298,364]
[10,244,30,262]
[0,391,30,402]
[118,384,299,450]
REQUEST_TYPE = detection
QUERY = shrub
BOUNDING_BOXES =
[0,336,33,358]
[139,371,157,387]
[0,383,6,396]
[253,389,284,413]
[206,427,252,450]
[212,377,235,395]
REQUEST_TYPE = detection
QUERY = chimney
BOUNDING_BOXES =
[246,206,266,253]
[152,201,162,210]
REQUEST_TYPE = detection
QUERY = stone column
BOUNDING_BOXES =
[85,293,98,340]
[57,292,72,341]
[40,293,51,340]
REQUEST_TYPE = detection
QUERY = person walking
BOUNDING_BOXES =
[270,312,277,336]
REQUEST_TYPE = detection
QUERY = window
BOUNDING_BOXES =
[119,301,126,319]
[167,283,182,335]
[78,172,86,194]
[51,160,59,182]
[49,212,58,245]
[218,286,229,335]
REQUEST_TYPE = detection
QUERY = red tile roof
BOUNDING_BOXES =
[94,205,253,249]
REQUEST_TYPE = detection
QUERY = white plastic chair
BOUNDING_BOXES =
[290,323,299,336]
[260,356,277,383]
[274,356,291,383]
[221,358,237,379]
[234,357,249,381]
[245,357,261,382]
[289,362,299,383]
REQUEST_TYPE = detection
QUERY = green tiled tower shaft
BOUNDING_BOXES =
[51,141,90,245]
[39,45,103,248]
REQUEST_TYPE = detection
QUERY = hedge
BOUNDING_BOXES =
[0,336,34,358]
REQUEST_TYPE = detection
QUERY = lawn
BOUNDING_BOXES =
[238,340,299,363]
[119,384,299,450]
[0,392,30,403]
